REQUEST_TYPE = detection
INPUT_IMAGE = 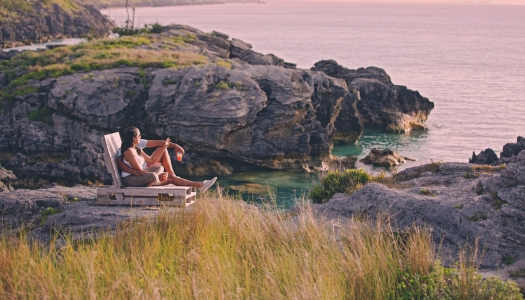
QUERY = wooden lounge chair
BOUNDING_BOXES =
[96,132,196,207]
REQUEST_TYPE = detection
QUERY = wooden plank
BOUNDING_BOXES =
[96,197,188,207]
[98,187,191,197]
[101,133,123,188]
[96,189,194,207]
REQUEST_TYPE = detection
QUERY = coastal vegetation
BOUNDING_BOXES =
[0,195,521,299]
[310,169,372,203]
[0,33,206,104]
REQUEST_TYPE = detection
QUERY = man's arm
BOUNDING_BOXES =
[145,140,185,154]
[117,156,147,176]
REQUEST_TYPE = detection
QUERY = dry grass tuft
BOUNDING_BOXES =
[0,192,522,299]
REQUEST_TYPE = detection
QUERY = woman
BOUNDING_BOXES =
[120,126,216,192]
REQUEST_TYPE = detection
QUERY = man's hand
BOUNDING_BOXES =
[173,143,185,155]
[131,169,148,176]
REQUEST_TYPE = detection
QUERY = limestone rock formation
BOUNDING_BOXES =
[0,24,431,187]
[359,148,414,167]
[311,60,434,133]
[0,2,113,48]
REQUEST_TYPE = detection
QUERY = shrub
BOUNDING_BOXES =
[310,169,371,203]
[27,106,54,125]
[215,80,232,90]
[216,59,232,69]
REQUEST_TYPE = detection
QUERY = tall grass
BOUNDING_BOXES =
[0,193,522,299]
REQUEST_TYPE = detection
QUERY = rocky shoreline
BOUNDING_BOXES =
[0,24,432,188]
[0,2,113,49]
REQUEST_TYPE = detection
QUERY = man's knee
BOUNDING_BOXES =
[149,165,164,174]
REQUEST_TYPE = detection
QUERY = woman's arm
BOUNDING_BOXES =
[117,157,147,176]
[142,138,170,164]
[145,139,185,154]
[123,149,145,171]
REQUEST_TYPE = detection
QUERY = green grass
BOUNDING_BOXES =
[215,59,232,69]
[419,188,436,197]
[215,80,233,90]
[0,195,521,299]
[39,206,62,225]
[0,34,208,103]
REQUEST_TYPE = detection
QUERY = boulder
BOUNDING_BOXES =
[0,166,17,191]
[229,38,252,58]
[311,60,434,132]
[501,136,525,160]
[239,50,285,66]
[470,148,498,165]
[359,148,414,167]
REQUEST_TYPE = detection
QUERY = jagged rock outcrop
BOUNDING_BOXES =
[499,136,525,163]
[0,24,430,187]
[0,2,113,48]
[359,148,415,167]
[311,60,434,133]
[470,148,498,165]
[470,136,525,166]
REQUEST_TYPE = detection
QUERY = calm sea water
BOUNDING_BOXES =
[101,3,523,206]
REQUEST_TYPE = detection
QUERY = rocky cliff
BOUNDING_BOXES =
[0,1,113,48]
[0,24,432,187]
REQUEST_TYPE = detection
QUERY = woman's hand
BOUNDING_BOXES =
[163,137,170,149]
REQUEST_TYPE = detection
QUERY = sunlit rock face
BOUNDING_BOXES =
[311,60,434,133]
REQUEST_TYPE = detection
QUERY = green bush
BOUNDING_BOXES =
[215,80,232,90]
[27,106,54,126]
[395,264,523,299]
[310,169,371,203]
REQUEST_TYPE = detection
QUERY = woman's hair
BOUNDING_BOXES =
[120,126,142,157]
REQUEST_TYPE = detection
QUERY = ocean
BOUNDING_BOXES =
[99,2,525,207]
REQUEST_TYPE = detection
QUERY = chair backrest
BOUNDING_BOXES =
[101,132,123,188]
